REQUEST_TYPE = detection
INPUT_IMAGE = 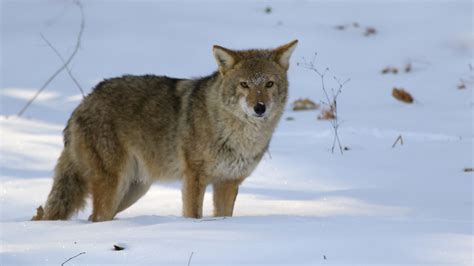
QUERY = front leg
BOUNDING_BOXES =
[213,179,241,217]
[182,173,207,218]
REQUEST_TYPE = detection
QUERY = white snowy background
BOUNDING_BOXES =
[1,0,473,265]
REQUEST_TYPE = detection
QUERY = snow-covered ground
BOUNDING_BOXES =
[1,0,472,265]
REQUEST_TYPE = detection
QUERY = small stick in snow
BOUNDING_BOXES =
[17,0,85,117]
[187,251,194,266]
[392,135,404,148]
[61,251,86,266]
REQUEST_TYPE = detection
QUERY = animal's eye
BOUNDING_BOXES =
[266,81,274,88]
[240,82,249,88]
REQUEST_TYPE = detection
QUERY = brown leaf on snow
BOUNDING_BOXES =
[381,66,399,74]
[381,67,391,74]
[392,88,414,103]
[364,27,377,36]
[292,98,320,111]
[317,107,336,120]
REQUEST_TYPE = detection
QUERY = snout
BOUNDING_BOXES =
[253,102,266,117]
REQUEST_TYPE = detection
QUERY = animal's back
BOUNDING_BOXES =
[68,75,185,181]
[80,74,183,127]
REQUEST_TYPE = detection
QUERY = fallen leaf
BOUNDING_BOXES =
[292,98,320,111]
[364,27,377,36]
[317,108,336,120]
[392,88,414,103]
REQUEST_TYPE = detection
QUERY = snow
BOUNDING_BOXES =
[1,0,472,265]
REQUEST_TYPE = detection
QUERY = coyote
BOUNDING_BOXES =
[32,40,298,221]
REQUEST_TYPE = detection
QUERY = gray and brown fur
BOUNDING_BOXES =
[32,40,298,221]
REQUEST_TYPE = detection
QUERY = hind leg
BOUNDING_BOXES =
[77,122,130,222]
[88,165,135,222]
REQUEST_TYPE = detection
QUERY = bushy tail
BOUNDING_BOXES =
[32,150,88,220]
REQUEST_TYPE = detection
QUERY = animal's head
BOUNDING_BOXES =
[213,40,298,120]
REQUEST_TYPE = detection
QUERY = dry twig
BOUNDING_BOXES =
[40,34,85,97]
[187,252,194,266]
[61,252,86,266]
[392,135,404,148]
[298,53,350,154]
[17,0,85,117]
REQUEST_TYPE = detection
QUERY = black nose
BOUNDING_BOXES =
[254,102,266,116]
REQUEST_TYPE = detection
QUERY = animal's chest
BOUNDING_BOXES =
[209,138,263,180]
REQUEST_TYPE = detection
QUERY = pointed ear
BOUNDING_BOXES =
[213,45,238,75]
[273,40,298,70]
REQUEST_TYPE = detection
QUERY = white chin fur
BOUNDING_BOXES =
[239,97,270,118]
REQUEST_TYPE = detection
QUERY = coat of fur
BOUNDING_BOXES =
[32,40,298,221]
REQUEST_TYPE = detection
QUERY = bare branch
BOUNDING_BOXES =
[61,252,86,266]
[187,252,194,266]
[17,0,85,117]
[299,54,349,154]
[392,135,404,148]
[40,34,85,97]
